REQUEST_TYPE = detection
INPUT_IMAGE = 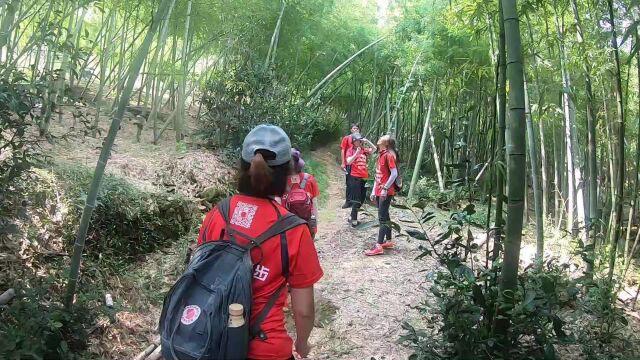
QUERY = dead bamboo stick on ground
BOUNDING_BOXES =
[134,344,158,360]
[145,345,162,360]
[0,288,15,305]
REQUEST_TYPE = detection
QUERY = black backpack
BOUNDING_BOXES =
[158,197,306,360]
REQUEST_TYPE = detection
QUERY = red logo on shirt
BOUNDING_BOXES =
[181,305,201,325]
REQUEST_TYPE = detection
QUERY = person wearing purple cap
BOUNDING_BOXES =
[283,148,320,237]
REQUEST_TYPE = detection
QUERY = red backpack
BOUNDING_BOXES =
[285,173,313,221]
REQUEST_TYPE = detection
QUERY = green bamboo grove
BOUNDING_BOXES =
[2,0,640,357]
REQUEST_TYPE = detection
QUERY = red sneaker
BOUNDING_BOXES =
[365,244,384,256]
[381,241,395,249]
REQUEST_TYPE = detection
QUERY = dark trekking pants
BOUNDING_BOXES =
[344,165,352,201]
[349,177,366,220]
[377,195,393,244]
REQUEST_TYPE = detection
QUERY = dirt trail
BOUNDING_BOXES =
[307,148,437,360]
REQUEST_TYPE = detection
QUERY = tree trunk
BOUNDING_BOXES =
[553,1,578,236]
[265,1,286,70]
[0,0,18,61]
[494,1,507,259]
[524,75,544,262]
[495,0,527,348]
[92,10,115,138]
[607,0,626,283]
[626,40,640,266]
[570,0,597,278]
[525,12,548,220]
[175,0,193,142]
[408,79,438,199]
[64,0,176,310]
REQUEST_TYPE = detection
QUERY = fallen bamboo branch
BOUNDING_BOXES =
[0,288,15,305]
[146,345,162,360]
[134,344,157,360]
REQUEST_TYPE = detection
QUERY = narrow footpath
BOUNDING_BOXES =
[303,148,438,360]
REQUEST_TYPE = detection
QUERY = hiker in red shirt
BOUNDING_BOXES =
[340,123,360,209]
[283,148,320,237]
[366,135,400,256]
[197,125,323,360]
[345,133,375,227]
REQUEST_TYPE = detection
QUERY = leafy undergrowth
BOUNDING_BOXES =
[393,197,640,360]
[88,235,193,359]
[0,162,206,358]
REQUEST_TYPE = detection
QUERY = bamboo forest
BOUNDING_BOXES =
[3,0,640,359]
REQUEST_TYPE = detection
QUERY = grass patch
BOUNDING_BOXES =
[304,157,330,206]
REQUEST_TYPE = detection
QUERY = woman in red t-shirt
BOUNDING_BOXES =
[284,148,320,237]
[366,135,400,256]
[340,123,360,208]
[345,133,375,227]
[197,125,323,359]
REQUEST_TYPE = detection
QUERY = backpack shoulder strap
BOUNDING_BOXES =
[299,173,310,190]
[252,212,307,246]
[216,196,232,222]
[215,196,246,245]
[250,203,307,341]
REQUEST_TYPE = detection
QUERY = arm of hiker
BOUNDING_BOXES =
[370,181,377,202]
[288,227,323,354]
[346,148,360,165]
[380,168,398,199]
[312,198,319,224]
[384,168,398,189]
[341,148,346,169]
[290,287,315,358]
[363,138,376,148]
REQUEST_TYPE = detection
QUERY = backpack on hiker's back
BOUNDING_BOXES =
[158,197,305,360]
[285,173,313,221]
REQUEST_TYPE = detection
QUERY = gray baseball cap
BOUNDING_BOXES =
[351,132,363,141]
[241,124,292,166]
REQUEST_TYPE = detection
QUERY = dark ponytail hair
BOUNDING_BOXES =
[237,150,289,197]
[388,137,401,163]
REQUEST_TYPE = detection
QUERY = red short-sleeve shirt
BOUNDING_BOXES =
[340,135,353,164]
[346,147,372,179]
[197,195,323,360]
[375,150,398,196]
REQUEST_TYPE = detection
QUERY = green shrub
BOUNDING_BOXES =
[413,178,472,210]
[54,165,197,265]
[0,283,98,359]
[197,61,342,150]
[397,203,577,359]
[578,279,631,358]
[0,70,44,191]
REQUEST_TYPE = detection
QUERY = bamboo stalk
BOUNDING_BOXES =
[64,0,176,310]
